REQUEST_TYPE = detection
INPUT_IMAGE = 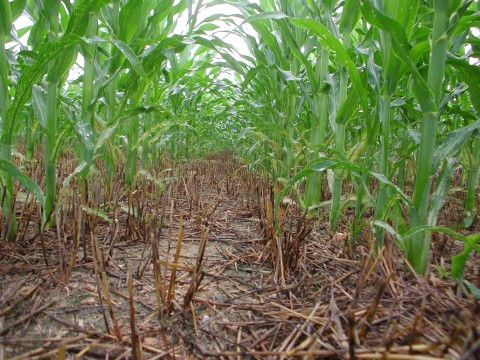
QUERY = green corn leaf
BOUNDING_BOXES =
[439,0,462,16]
[428,158,455,225]
[10,0,27,22]
[15,25,32,40]
[75,121,95,166]
[245,10,289,22]
[141,36,186,74]
[358,0,436,113]
[453,14,480,37]
[0,159,45,209]
[83,36,149,80]
[4,33,83,143]
[393,39,430,82]
[464,280,480,300]
[452,252,470,281]
[339,0,360,35]
[46,46,77,83]
[81,205,112,223]
[65,0,113,36]
[137,169,166,190]
[59,1,70,31]
[31,85,47,129]
[365,49,381,91]
[448,59,480,114]
[275,158,346,223]
[27,18,48,47]
[5,31,150,144]
[336,90,359,125]
[451,233,480,280]
[119,202,139,217]
[119,0,145,42]
[218,52,247,75]
[369,172,412,205]
[371,220,403,243]
[404,226,467,244]
[50,126,70,163]
[43,0,60,26]
[383,0,420,36]
[57,161,89,203]
[289,17,369,115]
[196,23,220,32]
[275,21,317,87]
[311,159,339,172]
[95,123,121,152]
[277,67,302,81]
[410,40,430,64]
[347,131,368,162]
[192,36,222,51]
[247,21,286,68]
[0,0,12,38]
[242,67,260,90]
[435,119,480,165]
[198,12,224,24]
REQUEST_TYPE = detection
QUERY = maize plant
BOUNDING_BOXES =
[0,0,478,285]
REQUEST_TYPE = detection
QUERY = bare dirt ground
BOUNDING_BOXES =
[0,155,479,359]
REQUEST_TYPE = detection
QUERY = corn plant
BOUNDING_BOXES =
[256,0,480,277]
[355,0,476,273]
[0,0,478,284]
[0,0,16,239]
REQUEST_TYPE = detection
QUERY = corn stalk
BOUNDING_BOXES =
[0,0,16,239]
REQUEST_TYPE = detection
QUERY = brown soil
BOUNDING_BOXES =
[0,155,479,359]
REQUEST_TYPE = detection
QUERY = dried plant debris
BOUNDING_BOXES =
[1,154,479,359]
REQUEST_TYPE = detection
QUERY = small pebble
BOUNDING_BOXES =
[81,297,97,305]
[203,315,211,327]
[83,283,96,292]
[332,232,348,246]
